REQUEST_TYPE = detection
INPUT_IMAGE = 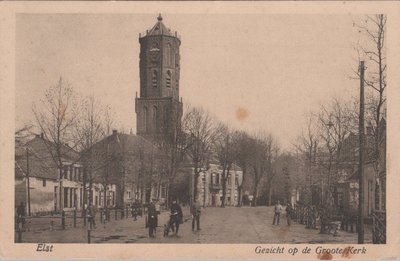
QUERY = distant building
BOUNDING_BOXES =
[190,163,243,207]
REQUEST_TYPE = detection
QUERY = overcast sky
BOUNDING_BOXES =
[16,13,366,150]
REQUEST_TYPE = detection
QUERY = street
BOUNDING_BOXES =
[17,206,371,244]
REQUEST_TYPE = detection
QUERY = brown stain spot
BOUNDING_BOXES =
[317,252,333,260]
[341,246,353,259]
[235,106,249,122]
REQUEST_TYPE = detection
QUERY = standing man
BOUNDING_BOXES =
[285,202,293,226]
[16,202,26,227]
[147,199,158,238]
[272,200,283,225]
[170,200,183,235]
[88,203,97,229]
[191,200,201,231]
[132,200,138,221]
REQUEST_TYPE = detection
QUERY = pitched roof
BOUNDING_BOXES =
[83,131,165,184]
[15,135,80,180]
[147,14,174,37]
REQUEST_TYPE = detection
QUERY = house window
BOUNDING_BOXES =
[152,70,158,88]
[63,166,68,179]
[227,174,231,185]
[127,191,131,199]
[42,179,46,187]
[166,70,171,88]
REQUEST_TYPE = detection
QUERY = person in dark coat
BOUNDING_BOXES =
[132,200,139,221]
[16,202,26,225]
[88,203,97,229]
[285,202,293,226]
[147,199,158,238]
[170,200,183,235]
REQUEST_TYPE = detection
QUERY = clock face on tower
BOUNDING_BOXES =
[149,49,160,63]
[149,42,160,63]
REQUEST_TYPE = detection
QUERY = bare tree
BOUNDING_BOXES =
[293,114,319,205]
[182,106,218,204]
[249,132,279,206]
[214,124,240,207]
[315,98,354,209]
[32,77,78,213]
[355,15,387,182]
[104,105,117,136]
[74,96,110,212]
[151,103,187,206]
[235,131,253,207]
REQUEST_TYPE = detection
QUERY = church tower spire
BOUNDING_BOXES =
[135,15,183,141]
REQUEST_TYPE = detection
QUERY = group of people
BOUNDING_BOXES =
[272,200,293,226]
[146,199,202,238]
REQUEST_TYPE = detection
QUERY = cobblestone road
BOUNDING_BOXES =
[17,206,372,244]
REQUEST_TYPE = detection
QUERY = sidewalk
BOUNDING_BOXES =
[17,207,192,243]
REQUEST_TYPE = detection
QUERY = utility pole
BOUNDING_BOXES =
[26,147,31,216]
[358,61,365,244]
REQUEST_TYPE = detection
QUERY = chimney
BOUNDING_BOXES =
[112,129,118,135]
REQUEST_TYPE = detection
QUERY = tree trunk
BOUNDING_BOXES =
[237,166,246,207]
[193,170,199,203]
[221,168,226,208]
[252,185,258,207]
[237,185,243,207]
[268,182,273,206]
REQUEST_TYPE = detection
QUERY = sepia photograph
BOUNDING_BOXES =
[1,1,400,259]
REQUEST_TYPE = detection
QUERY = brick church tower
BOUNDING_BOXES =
[135,14,183,142]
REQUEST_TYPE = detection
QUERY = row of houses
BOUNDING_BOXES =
[15,129,244,215]
[14,130,160,215]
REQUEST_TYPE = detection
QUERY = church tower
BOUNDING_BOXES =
[135,14,183,141]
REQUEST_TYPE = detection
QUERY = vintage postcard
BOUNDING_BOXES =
[0,1,400,260]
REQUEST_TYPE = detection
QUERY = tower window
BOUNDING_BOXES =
[152,106,158,131]
[165,43,171,66]
[152,70,158,88]
[166,71,171,88]
[144,107,148,132]
[163,106,168,130]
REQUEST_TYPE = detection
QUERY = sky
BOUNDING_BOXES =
[15,13,366,150]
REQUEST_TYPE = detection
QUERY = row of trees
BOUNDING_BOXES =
[181,106,283,207]
[293,14,387,212]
